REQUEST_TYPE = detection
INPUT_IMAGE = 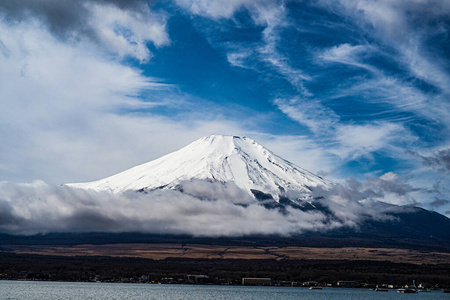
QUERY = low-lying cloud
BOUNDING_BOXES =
[314,172,420,203]
[0,176,416,237]
[0,181,332,236]
[311,172,422,227]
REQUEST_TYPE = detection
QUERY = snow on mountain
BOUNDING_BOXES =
[68,135,331,201]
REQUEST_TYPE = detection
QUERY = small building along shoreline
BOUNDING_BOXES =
[242,278,272,286]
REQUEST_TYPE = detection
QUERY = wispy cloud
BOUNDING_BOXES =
[317,0,450,119]
[274,97,338,135]
[333,123,411,160]
[255,5,314,97]
[175,0,281,24]
[274,96,412,164]
[318,43,377,73]
[318,0,450,39]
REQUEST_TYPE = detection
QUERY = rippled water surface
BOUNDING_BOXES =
[1,281,448,299]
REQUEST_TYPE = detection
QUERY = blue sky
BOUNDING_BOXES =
[0,0,449,216]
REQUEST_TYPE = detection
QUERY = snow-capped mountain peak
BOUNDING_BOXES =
[68,135,331,200]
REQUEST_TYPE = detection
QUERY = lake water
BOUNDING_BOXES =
[0,281,448,299]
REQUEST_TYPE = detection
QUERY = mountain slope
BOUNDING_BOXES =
[69,135,331,201]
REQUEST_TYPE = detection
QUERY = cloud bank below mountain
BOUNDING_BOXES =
[0,178,412,237]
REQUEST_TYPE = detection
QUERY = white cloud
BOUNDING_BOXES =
[320,43,365,61]
[86,2,169,62]
[318,43,378,73]
[319,0,450,40]
[333,123,410,160]
[357,172,419,206]
[175,0,281,25]
[226,50,252,68]
[313,172,420,210]
[0,1,170,62]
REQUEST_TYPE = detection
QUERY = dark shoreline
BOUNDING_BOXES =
[1,252,449,289]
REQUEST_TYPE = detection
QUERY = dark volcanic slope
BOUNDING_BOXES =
[311,206,450,251]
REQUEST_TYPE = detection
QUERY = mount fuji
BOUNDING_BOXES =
[66,135,450,249]
[69,135,330,204]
